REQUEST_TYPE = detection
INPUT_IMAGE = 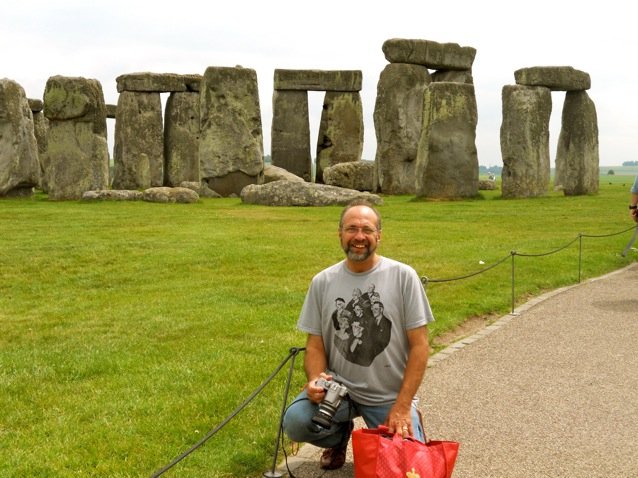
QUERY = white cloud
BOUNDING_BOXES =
[3,0,636,166]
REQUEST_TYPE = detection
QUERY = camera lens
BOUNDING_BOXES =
[311,411,333,429]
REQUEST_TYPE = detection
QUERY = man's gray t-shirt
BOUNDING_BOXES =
[297,256,435,406]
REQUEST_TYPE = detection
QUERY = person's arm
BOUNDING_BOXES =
[304,334,330,403]
[384,325,429,436]
[630,177,638,222]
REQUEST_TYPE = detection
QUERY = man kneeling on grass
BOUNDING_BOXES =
[283,199,435,470]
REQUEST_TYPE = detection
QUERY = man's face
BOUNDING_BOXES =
[372,303,381,317]
[339,206,381,263]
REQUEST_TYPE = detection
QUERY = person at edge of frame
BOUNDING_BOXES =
[629,175,638,222]
[282,198,435,470]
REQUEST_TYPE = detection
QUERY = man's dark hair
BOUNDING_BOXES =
[339,199,382,231]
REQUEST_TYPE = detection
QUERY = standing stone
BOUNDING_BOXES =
[0,79,40,197]
[500,85,552,198]
[415,82,479,198]
[271,90,312,181]
[199,66,264,196]
[315,91,364,184]
[112,91,164,189]
[43,76,109,200]
[373,63,431,194]
[164,91,200,186]
[555,91,599,195]
[32,109,49,191]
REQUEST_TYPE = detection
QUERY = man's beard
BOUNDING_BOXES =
[343,242,375,262]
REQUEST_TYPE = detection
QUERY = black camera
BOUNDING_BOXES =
[311,378,348,429]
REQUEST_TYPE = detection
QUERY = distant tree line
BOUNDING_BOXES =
[263,155,504,176]
[622,161,638,166]
[479,165,502,175]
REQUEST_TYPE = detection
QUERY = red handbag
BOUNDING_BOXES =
[352,426,459,478]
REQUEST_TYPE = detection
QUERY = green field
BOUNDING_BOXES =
[1,174,637,477]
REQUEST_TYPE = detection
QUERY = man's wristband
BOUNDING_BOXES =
[630,205,638,210]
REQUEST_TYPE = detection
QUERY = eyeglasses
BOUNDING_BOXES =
[342,226,378,236]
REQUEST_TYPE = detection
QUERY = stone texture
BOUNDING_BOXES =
[142,186,199,203]
[431,69,474,84]
[116,72,202,93]
[105,104,116,119]
[555,91,599,195]
[382,38,476,70]
[500,85,552,198]
[240,179,383,206]
[82,189,143,200]
[28,98,43,112]
[315,91,364,183]
[112,91,164,189]
[478,179,497,190]
[274,69,362,92]
[44,76,107,136]
[263,164,305,183]
[514,66,591,91]
[323,160,374,191]
[164,91,200,186]
[415,82,479,198]
[179,181,221,198]
[0,79,40,197]
[43,76,110,200]
[271,90,312,181]
[373,63,431,194]
[199,66,264,197]
[32,110,49,191]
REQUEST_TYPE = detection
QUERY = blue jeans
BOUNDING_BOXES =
[282,389,425,449]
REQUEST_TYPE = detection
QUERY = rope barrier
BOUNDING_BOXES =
[150,346,305,477]
[151,224,637,476]
[421,225,637,313]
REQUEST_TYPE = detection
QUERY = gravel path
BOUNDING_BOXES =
[276,263,638,478]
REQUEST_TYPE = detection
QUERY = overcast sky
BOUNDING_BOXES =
[3,0,635,167]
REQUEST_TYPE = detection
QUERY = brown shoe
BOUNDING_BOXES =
[319,421,353,470]
[319,443,348,470]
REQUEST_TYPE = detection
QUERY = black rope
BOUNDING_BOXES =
[420,224,636,286]
[580,224,636,238]
[421,253,511,287]
[513,236,580,257]
[150,346,305,478]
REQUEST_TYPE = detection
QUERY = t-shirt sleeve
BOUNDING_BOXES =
[403,265,435,329]
[297,275,324,335]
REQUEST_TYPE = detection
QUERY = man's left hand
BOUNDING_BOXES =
[385,405,412,437]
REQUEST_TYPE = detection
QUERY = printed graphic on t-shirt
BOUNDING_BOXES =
[331,283,392,366]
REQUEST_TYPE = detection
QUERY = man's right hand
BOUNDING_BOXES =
[306,373,332,403]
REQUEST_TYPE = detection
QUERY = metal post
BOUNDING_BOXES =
[510,251,516,314]
[264,347,304,478]
[578,234,583,283]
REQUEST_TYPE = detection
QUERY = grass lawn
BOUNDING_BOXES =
[1,176,636,477]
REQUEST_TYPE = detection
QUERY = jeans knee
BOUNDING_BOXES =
[283,395,315,442]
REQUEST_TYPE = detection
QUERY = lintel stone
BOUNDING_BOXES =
[514,66,591,91]
[116,72,202,93]
[274,69,362,92]
[382,38,476,70]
